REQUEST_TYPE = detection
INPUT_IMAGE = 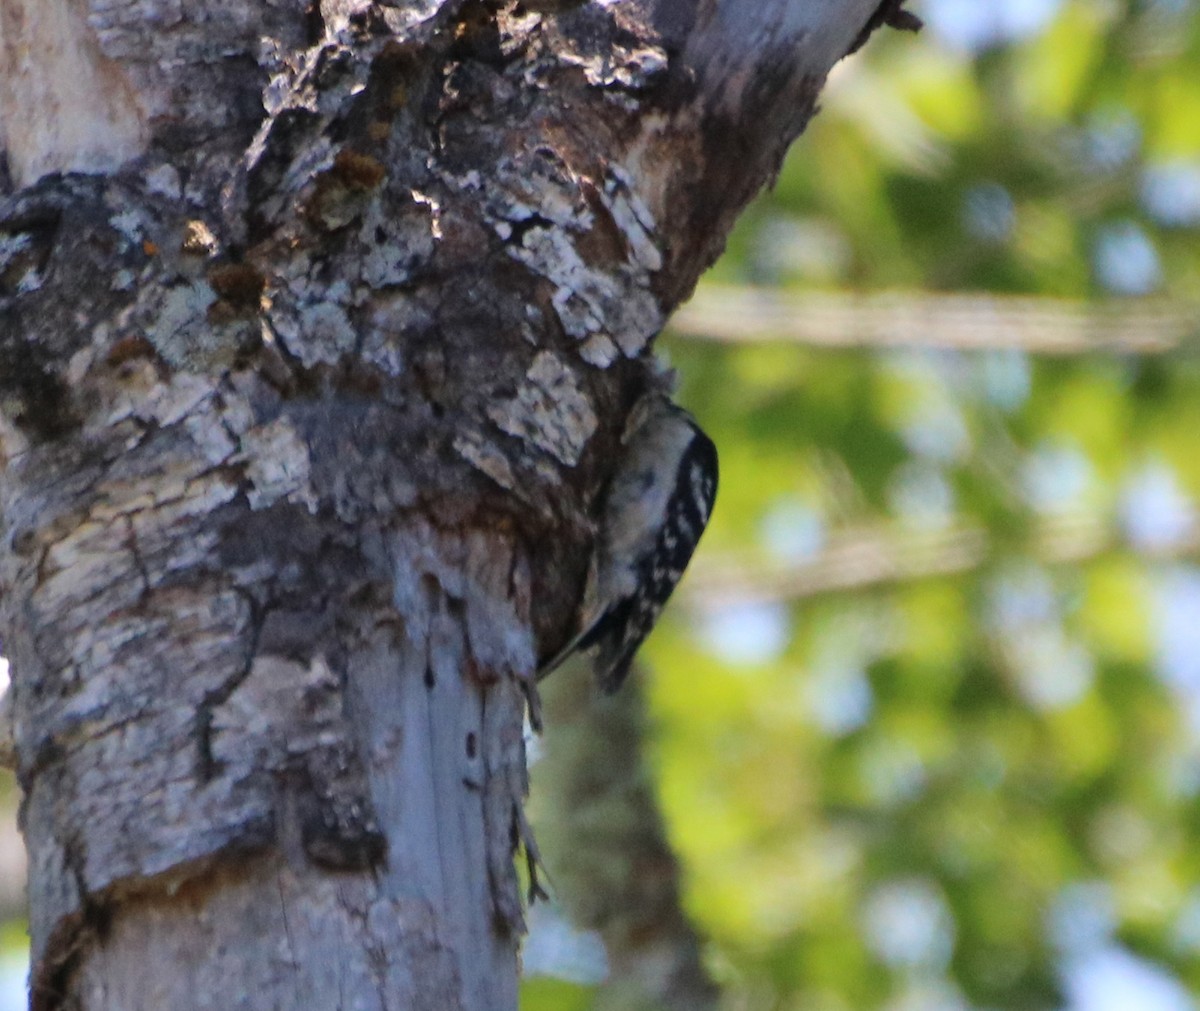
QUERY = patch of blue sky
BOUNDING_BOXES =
[883,354,972,463]
[1142,160,1200,228]
[889,461,956,530]
[699,600,791,667]
[759,497,827,563]
[522,904,608,985]
[962,182,1016,244]
[921,0,1063,52]
[900,390,970,463]
[978,349,1031,413]
[1152,567,1200,733]
[1048,881,1117,957]
[805,656,873,737]
[1081,111,1142,173]
[1169,888,1200,956]
[986,565,1059,632]
[0,954,23,1011]
[862,878,956,971]
[1021,442,1095,515]
[985,565,1093,709]
[1061,946,1195,1011]
[1120,460,1196,553]
[751,215,853,285]
[1093,221,1163,296]
[1010,626,1095,710]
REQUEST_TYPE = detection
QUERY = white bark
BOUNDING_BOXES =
[0,0,146,186]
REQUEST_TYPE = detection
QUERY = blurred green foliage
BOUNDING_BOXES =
[525,1,1200,1009]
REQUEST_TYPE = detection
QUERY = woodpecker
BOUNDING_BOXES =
[540,395,718,693]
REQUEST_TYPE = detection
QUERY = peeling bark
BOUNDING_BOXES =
[0,0,881,1007]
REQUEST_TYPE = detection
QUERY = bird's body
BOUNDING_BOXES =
[540,396,718,692]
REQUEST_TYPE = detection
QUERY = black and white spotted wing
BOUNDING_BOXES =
[584,425,718,692]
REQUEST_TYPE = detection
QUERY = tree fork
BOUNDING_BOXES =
[0,1,882,1007]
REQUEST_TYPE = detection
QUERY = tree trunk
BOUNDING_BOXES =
[0,0,885,1007]
[536,665,719,1011]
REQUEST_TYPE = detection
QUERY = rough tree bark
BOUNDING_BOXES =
[0,0,891,1007]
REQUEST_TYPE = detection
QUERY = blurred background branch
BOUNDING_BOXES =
[671,288,1200,355]
[688,511,1200,605]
